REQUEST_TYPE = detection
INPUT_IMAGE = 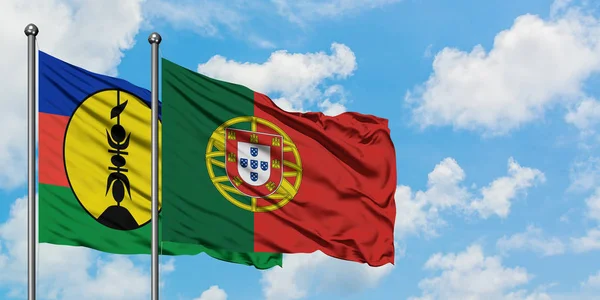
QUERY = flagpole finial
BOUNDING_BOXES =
[24,24,39,36]
[148,32,162,44]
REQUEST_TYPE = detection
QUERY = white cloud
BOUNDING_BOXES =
[565,97,600,134]
[247,35,278,49]
[193,285,228,300]
[535,270,600,299]
[0,0,145,189]
[395,157,544,238]
[469,158,546,219]
[571,228,600,253]
[409,244,544,300]
[260,251,393,300]
[570,186,600,253]
[143,0,244,37]
[550,0,574,17]
[143,0,400,47]
[316,85,348,116]
[271,0,401,25]
[197,43,356,113]
[160,257,176,274]
[581,270,600,289]
[504,290,553,300]
[406,5,600,136]
[58,257,150,300]
[271,98,304,113]
[394,158,469,238]
[496,225,566,256]
[0,197,158,299]
[424,44,434,58]
[585,188,600,222]
[318,99,347,116]
[569,156,600,192]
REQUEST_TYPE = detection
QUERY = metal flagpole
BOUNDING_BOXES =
[24,23,39,300]
[148,32,162,300]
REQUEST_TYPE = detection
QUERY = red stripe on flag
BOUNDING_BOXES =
[39,112,70,187]
[252,92,397,267]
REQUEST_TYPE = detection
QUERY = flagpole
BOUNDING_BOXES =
[149,32,162,300]
[24,23,38,300]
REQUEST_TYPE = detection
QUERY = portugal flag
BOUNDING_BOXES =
[37,51,282,269]
[161,58,397,266]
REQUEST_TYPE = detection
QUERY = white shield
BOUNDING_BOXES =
[237,142,271,186]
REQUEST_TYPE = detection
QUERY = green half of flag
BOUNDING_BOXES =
[161,58,258,252]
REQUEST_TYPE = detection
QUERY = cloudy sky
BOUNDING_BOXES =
[2,0,600,299]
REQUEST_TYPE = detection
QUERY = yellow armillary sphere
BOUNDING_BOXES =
[205,116,302,212]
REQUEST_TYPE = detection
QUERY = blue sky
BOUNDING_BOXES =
[1,0,600,299]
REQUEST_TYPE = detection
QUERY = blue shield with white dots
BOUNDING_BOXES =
[240,158,248,168]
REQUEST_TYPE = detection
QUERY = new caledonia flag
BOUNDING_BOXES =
[161,59,397,266]
[37,50,282,269]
